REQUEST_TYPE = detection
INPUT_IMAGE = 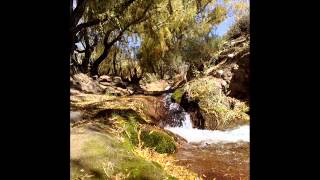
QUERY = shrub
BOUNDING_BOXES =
[226,15,250,40]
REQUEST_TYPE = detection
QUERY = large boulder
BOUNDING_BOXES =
[206,35,250,101]
[172,76,249,130]
[71,125,170,180]
[70,73,105,94]
[180,92,205,129]
[229,52,250,101]
[70,111,82,123]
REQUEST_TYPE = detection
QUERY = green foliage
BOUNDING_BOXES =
[228,0,249,20]
[180,35,225,79]
[137,0,228,77]
[226,14,249,40]
[208,36,225,51]
[72,0,247,81]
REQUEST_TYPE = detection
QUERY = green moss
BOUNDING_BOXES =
[113,112,177,154]
[123,122,139,146]
[115,113,140,146]
[113,109,176,154]
[119,158,168,179]
[71,126,172,180]
[171,88,184,104]
[140,130,176,154]
[122,122,176,154]
[167,176,179,180]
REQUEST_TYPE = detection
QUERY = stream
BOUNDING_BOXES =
[163,93,250,180]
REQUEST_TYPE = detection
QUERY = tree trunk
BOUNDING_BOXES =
[90,44,112,76]
[71,0,86,29]
[130,68,142,84]
[81,29,92,73]
[87,1,151,76]
[112,49,118,76]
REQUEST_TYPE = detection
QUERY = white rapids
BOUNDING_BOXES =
[164,107,249,144]
[163,92,249,144]
[165,123,249,144]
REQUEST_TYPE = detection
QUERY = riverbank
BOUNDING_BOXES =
[70,33,250,179]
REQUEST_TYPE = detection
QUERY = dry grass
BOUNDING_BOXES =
[133,147,202,180]
[184,77,249,130]
[141,73,161,84]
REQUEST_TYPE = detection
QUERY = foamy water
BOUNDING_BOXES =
[165,106,249,144]
[181,113,193,129]
[163,92,249,144]
[165,125,249,144]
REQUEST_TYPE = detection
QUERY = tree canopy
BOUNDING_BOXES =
[70,0,249,80]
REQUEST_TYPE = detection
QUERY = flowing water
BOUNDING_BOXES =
[163,93,250,180]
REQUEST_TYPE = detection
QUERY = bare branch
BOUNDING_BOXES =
[71,0,87,28]
[75,49,86,53]
[72,17,109,35]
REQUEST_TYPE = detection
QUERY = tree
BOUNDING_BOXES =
[138,0,228,77]
[70,0,157,75]
[70,0,232,79]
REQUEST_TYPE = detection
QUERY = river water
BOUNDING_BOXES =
[163,93,250,179]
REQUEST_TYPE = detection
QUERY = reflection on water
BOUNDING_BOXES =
[175,142,249,180]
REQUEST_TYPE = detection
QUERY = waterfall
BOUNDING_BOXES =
[181,113,193,129]
[163,93,249,144]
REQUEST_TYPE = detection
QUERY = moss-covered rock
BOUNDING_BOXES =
[70,86,198,179]
[71,93,167,125]
[115,112,177,154]
[118,112,141,146]
[140,130,176,154]
[183,76,249,130]
[71,125,172,180]
[171,87,185,104]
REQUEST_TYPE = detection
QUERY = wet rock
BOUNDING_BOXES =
[70,88,81,95]
[98,75,112,82]
[70,73,105,94]
[70,111,82,123]
[180,92,205,129]
[113,76,122,84]
[92,75,98,80]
